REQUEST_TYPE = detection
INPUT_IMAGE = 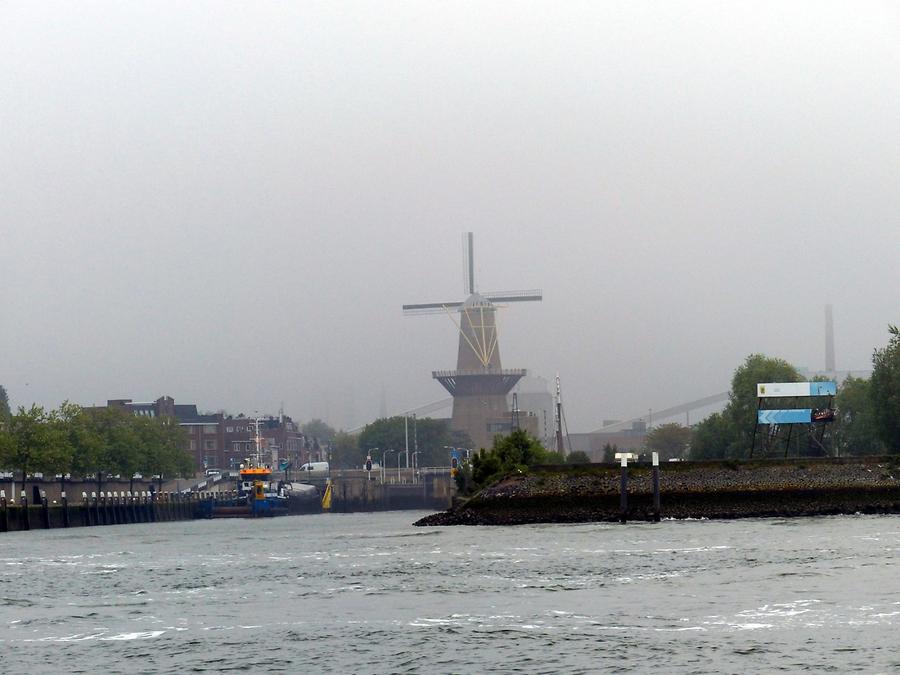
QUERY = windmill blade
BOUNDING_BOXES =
[482,289,542,303]
[403,301,464,315]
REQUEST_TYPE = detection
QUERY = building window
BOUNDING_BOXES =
[226,426,234,433]
[204,439,216,451]
[203,424,218,434]
[190,440,196,451]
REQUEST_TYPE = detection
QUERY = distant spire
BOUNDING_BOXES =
[825,304,836,373]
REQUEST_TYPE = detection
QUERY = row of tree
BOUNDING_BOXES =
[0,402,193,492]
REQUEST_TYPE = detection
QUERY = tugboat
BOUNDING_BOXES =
[199,418,290,518]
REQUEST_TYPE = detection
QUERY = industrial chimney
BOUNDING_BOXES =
[825,304,836,373]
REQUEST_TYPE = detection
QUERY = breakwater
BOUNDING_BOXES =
[415,456,900,526]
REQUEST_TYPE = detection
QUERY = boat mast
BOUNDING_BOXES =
[254,417,262,466]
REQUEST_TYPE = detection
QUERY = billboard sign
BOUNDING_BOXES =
[757,382,837,398]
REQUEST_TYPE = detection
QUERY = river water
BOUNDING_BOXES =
[2,512,899,673]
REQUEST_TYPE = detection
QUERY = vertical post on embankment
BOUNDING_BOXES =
[61,492,70,528]
[41,493,50,529]
[651,452,661,523]
[21,491,30,531]
[619,456,628,524]
[1,491,8,533]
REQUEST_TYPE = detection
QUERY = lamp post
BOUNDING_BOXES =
[396,452,402,482]
[381,449,394,483]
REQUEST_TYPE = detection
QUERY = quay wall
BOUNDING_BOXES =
[330,472,454,512]
[416,456,900,526]
[0,490,238,533]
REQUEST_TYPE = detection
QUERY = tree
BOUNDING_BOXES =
[871,325,900,453]
[467,429,548,492]
[0,385,10,421]
[78,407,138,492]
[566,450,592,464]
[600,443,618,463]
[645,423,692,461]
[543,450,566,464]
[302,419,336,444]
[0,405,69,497]
[139,417,192,489]
[56,402,105,492]
[689,412,733,459]
[358,416,466,467]
[330,431,362,469]
[833,376,885,456]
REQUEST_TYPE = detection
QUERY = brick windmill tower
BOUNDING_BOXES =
[403,233,542,449]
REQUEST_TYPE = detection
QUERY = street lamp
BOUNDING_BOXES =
[381,449,394,483]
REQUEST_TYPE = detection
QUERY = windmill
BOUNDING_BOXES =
[403,233,542,449]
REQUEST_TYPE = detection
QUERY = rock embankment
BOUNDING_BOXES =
[415,457,900,526]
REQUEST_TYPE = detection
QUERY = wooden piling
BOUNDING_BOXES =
[21,492,30,531]
[62,492,70,528]
[652,452,661,522]
[619,457,628,524]
[41,495,51,529]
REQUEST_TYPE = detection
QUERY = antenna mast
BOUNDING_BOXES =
[555,374,565,455]
[254,417,262,466]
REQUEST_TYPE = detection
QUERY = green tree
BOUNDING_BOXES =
[466,429,549,492]
[358,416,465,467]
[56,402,105,492]
[79,407,139,492]
[645,423,692,461]
[139,417,192,489]
[302,419,336,444]
[0,405,69,496]
[566,450,592,464]
[689,412,733,459]
[871,325,900,453]
[0,385,10,421]
[330,431,362,469]
[833,376,885,456]
[600,442,618,463]
[543,450,566,464]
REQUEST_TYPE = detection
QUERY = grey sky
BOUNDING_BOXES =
[2,1,898,431]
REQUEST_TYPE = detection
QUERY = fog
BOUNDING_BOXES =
[2,2,898,431]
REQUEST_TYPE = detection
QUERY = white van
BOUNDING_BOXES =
[297,462,329,477]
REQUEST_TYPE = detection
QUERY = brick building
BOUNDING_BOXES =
[94,396,310,473]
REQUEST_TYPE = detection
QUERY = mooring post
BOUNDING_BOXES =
[651,452,661,522]
[619,456,628,524]
[61,491,70,528]
[41,493,50,529]
[21,491,30,531]
[0,490,8,533]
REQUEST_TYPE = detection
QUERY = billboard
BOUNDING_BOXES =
[757,409,812,425]
[757,382,837,398]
